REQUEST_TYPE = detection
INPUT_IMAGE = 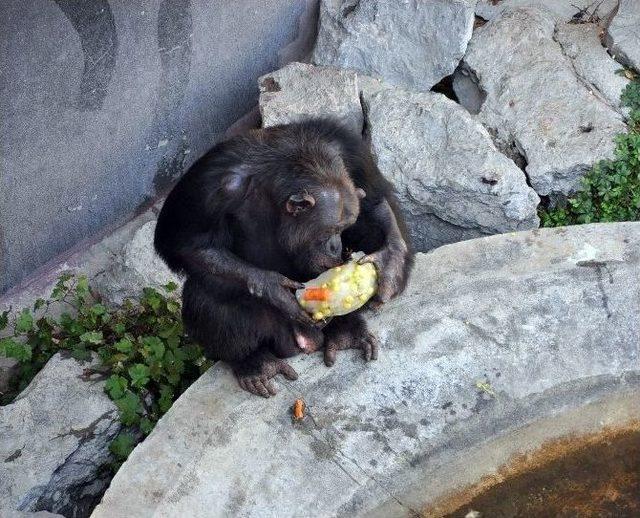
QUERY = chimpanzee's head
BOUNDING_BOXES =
[276,148,365,278]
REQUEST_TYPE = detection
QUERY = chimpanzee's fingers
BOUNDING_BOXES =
[251,378,271,398]
[237,378,249,393]
[362,333,379,361]
[278,361,299,381]
[262,377,278,396]
[281,276,304,290]
[363,338,373,361]
[324,342,338,367]
[358,252,381,266]
[369,334,379,360]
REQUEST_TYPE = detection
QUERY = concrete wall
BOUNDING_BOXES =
[0,0,316,294]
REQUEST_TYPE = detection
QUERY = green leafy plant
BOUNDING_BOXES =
[540,73,640,226]
[0,274,210,467]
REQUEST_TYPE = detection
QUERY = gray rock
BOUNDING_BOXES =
[463,8,626,196]
[3,511,64,518]
[258,62,363,134]
[1,353,121,517]
[94,220,183,306]
[452,65,485,114]
[312,0,475,91]
[606,0,640,72]
[555,22,630,112]
[0,357,20,395]
[91,222,640,518]
[476,0,619,23]
[362,85,540,251]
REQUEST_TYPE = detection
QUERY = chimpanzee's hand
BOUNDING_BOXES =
[247,271,316,326]
[359,241,410,305]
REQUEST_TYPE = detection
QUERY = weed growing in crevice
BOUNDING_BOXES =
[0,273,210,468]
[540,72,640,226]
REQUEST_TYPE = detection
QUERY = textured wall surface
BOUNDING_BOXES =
[0,0,315,294]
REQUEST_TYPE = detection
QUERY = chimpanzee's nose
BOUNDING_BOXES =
[327,234,342,259]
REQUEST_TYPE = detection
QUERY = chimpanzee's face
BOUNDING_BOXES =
[279,181,364,278]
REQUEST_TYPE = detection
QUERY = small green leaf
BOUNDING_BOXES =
[71,346,91,361]
[105,374,129,400]
[115,338,134,354]
[128,363,151,388]
[109,432,137,461]
[142,336,165,360]
[140,417,155,435]
[0,338,32,362]
[164,281,178,292]
[90,304,107,316]
[15,309,34,333]
[115,391,143,426]
[33,299,46,311]
[158,384,174,414]
[80,331,103,344]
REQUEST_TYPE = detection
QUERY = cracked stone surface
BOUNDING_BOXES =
[258,62,363,134]
[92,222,640,517]
[606,0,640,72]
[460,7,627,196]
[0,353,121,517]
[312,0,475,91]
[362,84,539,251]
[476,0,619,23]
[93,220,182,306]
[555,22,630,112]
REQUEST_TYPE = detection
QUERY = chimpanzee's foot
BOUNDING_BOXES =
[323,316,379,367]
[231,350,298,398]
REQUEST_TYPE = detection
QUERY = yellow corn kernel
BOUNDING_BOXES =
[313,311,324,320]
[359,294,368,302]
[321,283,328,289]
[344,295,354,304]
[321,302,330,311]
[343,302,352,310]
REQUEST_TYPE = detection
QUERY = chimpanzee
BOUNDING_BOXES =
[154,118,413,397]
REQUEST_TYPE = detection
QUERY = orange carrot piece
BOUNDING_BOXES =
[293,398,305,420]
[303,287,331,301]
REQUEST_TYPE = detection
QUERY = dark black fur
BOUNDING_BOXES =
[154,118,413,397]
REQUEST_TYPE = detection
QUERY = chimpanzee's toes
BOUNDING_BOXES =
[323,329,380,366]
[360,332,379,361]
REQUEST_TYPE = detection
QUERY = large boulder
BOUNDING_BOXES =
[258,62,363,134]
[1,353,121,517]
[92,222,640,517]
[459,8,626,196]
[605,0,640,72]
[362,85,540,251]
[312,0,475,91]
[93,220,182,305]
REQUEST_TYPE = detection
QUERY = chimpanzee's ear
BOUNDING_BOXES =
[355,188,366,199]
[286,192,316,216]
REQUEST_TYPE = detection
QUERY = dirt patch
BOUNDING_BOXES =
[434,424,640,517]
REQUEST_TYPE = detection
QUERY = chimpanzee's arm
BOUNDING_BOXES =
[154,158,315,326]
[358,197,413,303]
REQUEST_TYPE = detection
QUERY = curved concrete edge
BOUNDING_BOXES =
[92,223,640,518]
[412,386,640,517]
